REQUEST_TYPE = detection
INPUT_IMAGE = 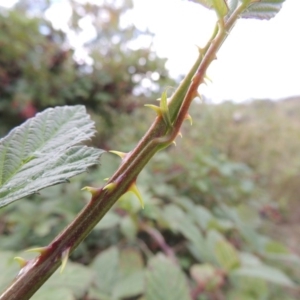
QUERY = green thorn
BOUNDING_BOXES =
[14,256,28,268]
[128,183,144,209]
[160,89,172,127]
[26,246,49,255]
[103,182,117,192]
[109,150,127,159]
[60,247,70,274]
[81,186,101,196]
[184,114,193,126]
[144,104,162,116]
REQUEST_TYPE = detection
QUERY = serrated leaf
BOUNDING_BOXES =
[241,0,286,20]
[145,254,191,300]
[0,105,104,208]
[233,265,295,287]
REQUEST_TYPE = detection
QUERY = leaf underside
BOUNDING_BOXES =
[189,0,286,21]
[0,105,104,208]
[241,0,286,20]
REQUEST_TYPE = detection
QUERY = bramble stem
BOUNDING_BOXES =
[0,3,248,299]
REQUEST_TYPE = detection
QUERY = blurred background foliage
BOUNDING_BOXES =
[0,0,173,147]
[0,0,300,299]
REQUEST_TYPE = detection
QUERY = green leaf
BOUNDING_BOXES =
[0,251,20,292]
[214,239,240,271]
[113,270,145,299]
[241,0,286,20]
[119,248,144,277]
[233,265,295,287]
[264,240,289,254]
[0,105,104,208]
[206,230,240,270]
[145,254,192,300]
[32,288,75,300]
[94,211,121,230]
[162,204,186,231]
[120,215,138,241]
[193,205,214,230]
[190,263,224,291]
[211,0,229,18]
[90,246,119,297]
[190,263,215,285]
[32,261,94,299]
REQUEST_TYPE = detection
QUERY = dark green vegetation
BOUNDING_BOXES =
[0,0,173,145]
[1,0,299,299]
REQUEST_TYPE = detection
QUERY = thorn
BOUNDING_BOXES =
[60,247,70,274]
[103,182,117,192]
[103,178,109,181]
[184,114,193,126]
[128,182,144,209]
[109,150,127,159]
[81,186,101,197]
[196,45,205,57]
[178,132,183,138]
[144,104,162,116]
[204,74,212,83]
[14,257,28,268]
[172,141,176,146]
[196,92,202,100]
[26,246,49,255]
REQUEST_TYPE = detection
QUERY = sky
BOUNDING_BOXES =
[131,0,300,102]
[1,0,299,103]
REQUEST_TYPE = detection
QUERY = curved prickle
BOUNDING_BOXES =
[127,182,144,209]
[26,246,49,255]
[103,182,117,192]
[81,186,101,197]
[109,150,128,159]
[60,247,71,274]
[14,257,28,268]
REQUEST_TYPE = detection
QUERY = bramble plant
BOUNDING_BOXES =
[0,0,298,299]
